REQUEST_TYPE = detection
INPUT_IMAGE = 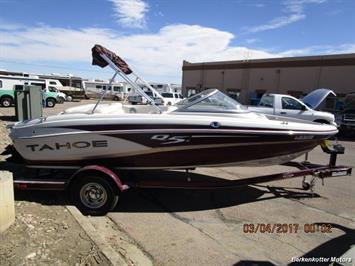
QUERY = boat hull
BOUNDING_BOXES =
[10,122,332,169]
[19,141,318,169]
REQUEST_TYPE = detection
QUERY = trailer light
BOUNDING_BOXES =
[16,184,28,189]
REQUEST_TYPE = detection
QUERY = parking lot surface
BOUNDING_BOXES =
[106,145,355,265]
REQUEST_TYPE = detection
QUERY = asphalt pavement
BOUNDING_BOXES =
[105,143,355,265]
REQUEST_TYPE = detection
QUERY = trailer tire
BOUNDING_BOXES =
[46,98,56,108]
[70,174,119,216]
[0,96,13,107]
[113,96,120,101]
[66,95,73,102]
[302,181,311,190]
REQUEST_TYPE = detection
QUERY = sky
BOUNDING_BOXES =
[0,0,354,83]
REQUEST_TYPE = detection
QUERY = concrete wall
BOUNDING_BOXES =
[182,54,355,105]
[319,66,355,93]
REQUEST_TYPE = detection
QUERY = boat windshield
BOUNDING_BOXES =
[174,89,247,113]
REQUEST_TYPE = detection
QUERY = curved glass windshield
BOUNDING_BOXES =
[175,89,247,112]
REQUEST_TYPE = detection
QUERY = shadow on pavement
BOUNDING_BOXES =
[288,223,355,265]
[233,262,276,266]
[0,115,17,122]
[111,169,318,213]
[112,185,318,213]
[15,190,70,206]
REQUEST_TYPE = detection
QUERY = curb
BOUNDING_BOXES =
[66,206,128,266]
[67,206,153,266]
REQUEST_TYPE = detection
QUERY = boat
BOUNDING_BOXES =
[7,88,337,169]
[5,45,338,169]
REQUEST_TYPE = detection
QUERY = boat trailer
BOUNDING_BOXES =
[7,141,353,215]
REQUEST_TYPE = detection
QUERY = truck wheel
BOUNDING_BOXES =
[113,96,120,101]
[58,97,65,104]
[70,174,119,216]
[66,95,73,102]
[0,97,13,107]
[46,98,56,108]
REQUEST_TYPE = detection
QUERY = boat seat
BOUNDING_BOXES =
[61,103,125,115]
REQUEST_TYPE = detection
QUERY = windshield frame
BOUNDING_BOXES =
[173,89,248,113]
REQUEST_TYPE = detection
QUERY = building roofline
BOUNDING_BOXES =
[38,74,83,80]
[182,53,355,71]
[0,70,83,80]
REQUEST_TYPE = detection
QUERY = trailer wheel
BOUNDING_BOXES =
[113,96,120,101]
[46,98,56,108]
[70,174,119,216]
[66,95,73,102]
[0,97,13,107]
[302,181,311,190]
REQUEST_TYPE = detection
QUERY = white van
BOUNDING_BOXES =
[83,80,128,101]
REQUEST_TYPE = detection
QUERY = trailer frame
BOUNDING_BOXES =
[5,141,351,215]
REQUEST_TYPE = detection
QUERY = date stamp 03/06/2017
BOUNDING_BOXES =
[242,223,333,234]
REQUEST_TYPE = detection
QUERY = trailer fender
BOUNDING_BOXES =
[67,165,129,192]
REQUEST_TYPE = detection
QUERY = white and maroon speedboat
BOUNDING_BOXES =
[8,88,337,169]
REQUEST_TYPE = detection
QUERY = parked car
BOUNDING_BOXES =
[85,88,122,101]
[247,89,336,125]
[57,86,85,101]
[47,86,66,103]
[160,92,184,106]
[128,91,163,105]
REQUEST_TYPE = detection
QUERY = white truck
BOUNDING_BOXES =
[248,89,336,125]
[160,92,184,106]
[0,75,60,108]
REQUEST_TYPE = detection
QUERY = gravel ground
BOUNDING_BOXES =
[0,103,111,266]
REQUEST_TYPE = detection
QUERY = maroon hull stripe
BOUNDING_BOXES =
[103,132,326,148]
